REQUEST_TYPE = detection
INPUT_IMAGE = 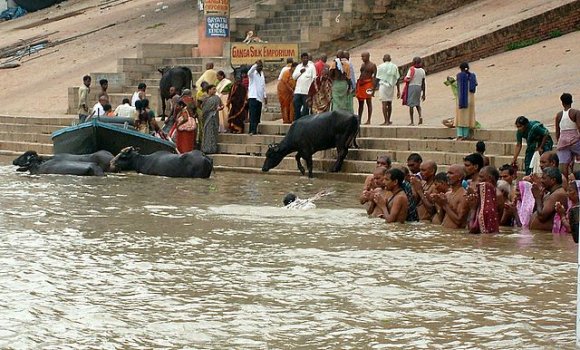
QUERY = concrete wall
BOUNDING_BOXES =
[137,43,196,59]
[398,1,580,76]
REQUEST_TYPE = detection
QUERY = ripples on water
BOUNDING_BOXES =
[0,165,578,349]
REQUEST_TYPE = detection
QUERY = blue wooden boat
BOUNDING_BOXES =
[13,0,65,12]
[51,117,177,155]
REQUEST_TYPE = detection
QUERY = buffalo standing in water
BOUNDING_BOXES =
[13,152,104,176]
[110,147,213,178]
[13,150,114,172]
[262,110,359,177]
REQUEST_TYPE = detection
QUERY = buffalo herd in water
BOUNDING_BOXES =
[11,148,213,178]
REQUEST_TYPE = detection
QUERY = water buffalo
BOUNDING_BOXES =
[110,147,213,178]
[262,110,359,178]
[13,150,114,172]
[158,66,193,117]
[13,152,104,176]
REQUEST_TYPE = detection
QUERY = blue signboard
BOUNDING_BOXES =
[206,16,229,38]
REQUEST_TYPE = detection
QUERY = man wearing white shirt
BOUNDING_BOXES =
[248,60,267,135]
[376,54,401,125]
[91,95,108,117]
[114,98,137,118]
[292,52,316,120]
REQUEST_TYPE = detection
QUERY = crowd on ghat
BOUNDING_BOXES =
[75,51,580,236]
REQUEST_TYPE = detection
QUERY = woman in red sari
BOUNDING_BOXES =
[172,100,197,153]
[308,67,333,114]
[277,62,297,124]
[227,75,248,134]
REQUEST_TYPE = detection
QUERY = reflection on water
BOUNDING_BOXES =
[0,164,578,349]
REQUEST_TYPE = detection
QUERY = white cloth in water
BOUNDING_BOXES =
[529,151,541,174]
[285,198,316,210]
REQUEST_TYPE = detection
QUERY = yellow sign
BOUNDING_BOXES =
[231,43,299,66]
[204,0,229,15]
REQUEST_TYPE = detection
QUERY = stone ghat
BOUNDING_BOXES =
[0,114,525,183]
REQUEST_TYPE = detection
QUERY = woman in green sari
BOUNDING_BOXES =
[511,116,553,175]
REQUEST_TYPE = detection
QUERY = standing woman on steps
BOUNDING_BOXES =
[455,62,478,140]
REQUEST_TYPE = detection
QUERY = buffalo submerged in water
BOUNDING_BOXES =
[262,110,359,177]
[12,150,116,176]
[110,147,213,178]
[12,151,105,176]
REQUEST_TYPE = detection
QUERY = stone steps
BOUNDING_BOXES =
[0,140,53,155]
[215,142,522,169]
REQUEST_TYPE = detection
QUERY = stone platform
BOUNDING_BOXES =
[0,114,526,183]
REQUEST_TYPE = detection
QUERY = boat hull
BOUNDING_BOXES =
[52,118,177,155]
[13,0,65,12]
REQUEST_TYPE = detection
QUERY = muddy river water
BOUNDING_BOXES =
[0,165,578,349]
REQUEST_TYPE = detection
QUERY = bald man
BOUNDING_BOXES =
[432,164,469,229]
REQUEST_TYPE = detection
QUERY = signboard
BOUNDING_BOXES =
[231,43,300,66]
[206,16,229,37]
[204,0,229,15]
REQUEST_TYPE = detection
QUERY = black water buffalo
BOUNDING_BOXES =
[13,150,114,172]
[262,110,359,177]
[13,152,104,176]
[110,147,213,178]
[158,66,193,117]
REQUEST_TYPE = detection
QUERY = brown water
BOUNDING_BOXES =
[0,164,578,349]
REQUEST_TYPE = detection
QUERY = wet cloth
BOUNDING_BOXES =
[402,181,419,222]
[309,76,333,114]
[517,181,534,228]
[331,80,351,112]
[355,78,374,100]
[469,182,499,233]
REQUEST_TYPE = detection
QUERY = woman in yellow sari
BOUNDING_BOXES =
[216,71,232,132]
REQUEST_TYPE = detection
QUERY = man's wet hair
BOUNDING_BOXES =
[464,153,484,170]
[377,155,392,167]
[407,153,422,163]
[476,140,486,153]
[434,172,448,183]
[283,193,297,206]
[543,167,563,185]
[499,164,515,176]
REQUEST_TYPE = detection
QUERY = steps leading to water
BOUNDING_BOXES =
[0,114,528,182]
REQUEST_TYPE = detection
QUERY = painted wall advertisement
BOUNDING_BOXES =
[231,43,300,65]
[203,0,229,38]
[206,16,229,37]
[203,0,229,15]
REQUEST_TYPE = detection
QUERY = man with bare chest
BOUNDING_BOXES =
[433,164,469,229]
[356,52,377,124]
[530,167,569,231]
[373,168,409,223]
